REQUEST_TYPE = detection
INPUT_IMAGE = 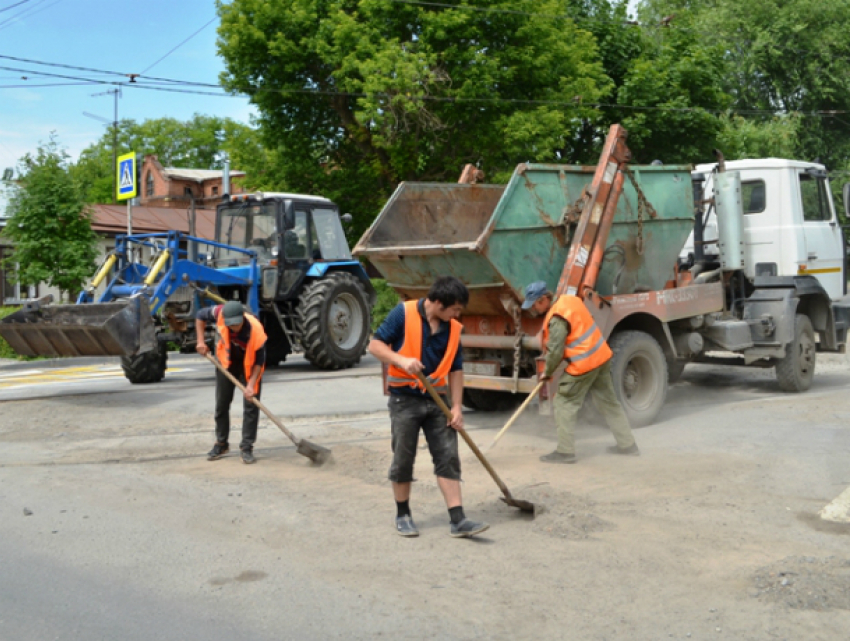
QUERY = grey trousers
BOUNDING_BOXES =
[553,360,635,455]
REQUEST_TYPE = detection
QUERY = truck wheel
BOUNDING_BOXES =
[121,341,167,384]
[775,314,815,392]
[298,272,372,370]
[609,330,667,427]
[462,388,526,412]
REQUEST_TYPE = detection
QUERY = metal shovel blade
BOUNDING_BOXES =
[499,494,536,513]
[296,439,332,465]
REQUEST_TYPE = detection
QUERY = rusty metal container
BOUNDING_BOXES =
[354,163,694,314]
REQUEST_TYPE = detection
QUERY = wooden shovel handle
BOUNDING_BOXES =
[487,380,546,451]
[414,372,512,497]
[202,353,300,445]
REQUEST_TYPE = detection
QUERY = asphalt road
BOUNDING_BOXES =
[2,353,849,640]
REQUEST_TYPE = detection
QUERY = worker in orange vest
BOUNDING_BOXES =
[369,276,489,538]
[196,300,267,464]
[523,281,639,464]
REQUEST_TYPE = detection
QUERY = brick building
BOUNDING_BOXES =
[139,155,246,210]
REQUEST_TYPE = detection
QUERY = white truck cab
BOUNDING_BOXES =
[681,159,847,299]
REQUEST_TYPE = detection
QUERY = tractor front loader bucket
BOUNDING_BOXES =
[0,296,156,358]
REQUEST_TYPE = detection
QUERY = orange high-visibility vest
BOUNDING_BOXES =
[386,300,462,395]
[542,295,612,376]
[216,310,268,381]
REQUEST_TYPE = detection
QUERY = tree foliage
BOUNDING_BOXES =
[216,0,615,238]
[71,115,260,204]
[3,137,99,300]
[638,0,850,168]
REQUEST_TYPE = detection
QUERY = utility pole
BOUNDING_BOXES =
[83,87,121,203]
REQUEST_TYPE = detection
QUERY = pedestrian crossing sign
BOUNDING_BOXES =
[116,152,137,200]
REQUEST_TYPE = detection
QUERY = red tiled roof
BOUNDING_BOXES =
[90,204,216,239]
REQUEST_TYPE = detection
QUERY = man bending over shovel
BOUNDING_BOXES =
[369,276,489,538]
[196,300,267,465]
[522,281,639,464]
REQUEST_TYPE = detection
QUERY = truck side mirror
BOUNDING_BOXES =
[843,183,850,218]
[283,211,295,230]
[341,213,353,224]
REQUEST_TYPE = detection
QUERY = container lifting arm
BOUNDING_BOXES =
[556,124,632,299]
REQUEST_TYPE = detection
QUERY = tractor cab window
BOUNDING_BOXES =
[217,202,277,265]
[311,207,352,260]
[284,210,310,260]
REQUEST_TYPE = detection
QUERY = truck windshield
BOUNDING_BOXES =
[217,202,277,264]
[312,208,352,260]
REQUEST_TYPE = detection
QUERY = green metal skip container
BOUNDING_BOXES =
[354,163,695,314]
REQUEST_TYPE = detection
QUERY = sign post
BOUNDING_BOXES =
[116,152,137,236]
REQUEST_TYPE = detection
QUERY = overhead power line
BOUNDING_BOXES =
[0,0,64,31]
[139,16,217,75]
[0,0,32,14]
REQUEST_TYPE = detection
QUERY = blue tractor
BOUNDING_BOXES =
[0,193,376,384]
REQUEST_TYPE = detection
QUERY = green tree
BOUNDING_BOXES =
[72,115,260,204]
[216,0,614,238]
[639,0,850,168]
[612,9,732,164]
[3,137,99,301]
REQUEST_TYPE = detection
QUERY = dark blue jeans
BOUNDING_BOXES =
[214,367,262,451]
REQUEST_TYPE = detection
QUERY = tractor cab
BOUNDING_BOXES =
[214,193,354,302]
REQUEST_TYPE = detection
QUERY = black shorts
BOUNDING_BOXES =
[387,394,461,482]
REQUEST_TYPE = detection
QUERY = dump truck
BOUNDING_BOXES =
[354,125,850,426]
[0,193,375,383]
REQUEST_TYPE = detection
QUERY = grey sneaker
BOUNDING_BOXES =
[207,442,229,461]
[607,443,640,456]
[241,449,256,464]
[539,450,577,464]
[450,518,490,538]
[395,515,419,537]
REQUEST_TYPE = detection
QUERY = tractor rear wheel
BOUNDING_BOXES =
[121,341,167,384]
[297,273,372,370]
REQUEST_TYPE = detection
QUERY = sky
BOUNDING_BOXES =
[0,0,255,174]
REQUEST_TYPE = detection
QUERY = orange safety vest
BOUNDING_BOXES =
[386,300,462,395]
[542,295,612,376]
[216,309,268,380]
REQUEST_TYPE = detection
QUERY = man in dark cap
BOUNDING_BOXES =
[195,300,268,464]
[523,281,638,464]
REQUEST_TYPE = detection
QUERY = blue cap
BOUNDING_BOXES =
[521,281,548,309]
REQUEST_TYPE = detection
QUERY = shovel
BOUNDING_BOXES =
[203,353,331,465]
[415,372,535,514]
[485,380,547,453]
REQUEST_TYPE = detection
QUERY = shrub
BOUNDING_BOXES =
[0,307,21,359]
[371,279,399,331]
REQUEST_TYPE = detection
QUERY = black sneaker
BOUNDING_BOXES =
[395,515,419,537]
[207,442,229,461]
[241,449,256,464]
[450,518,490,538]
[607,443,640,456]
[539,450,577,464]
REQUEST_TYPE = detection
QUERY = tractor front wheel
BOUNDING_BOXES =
[121,341,167,384]
[297,273,372,370]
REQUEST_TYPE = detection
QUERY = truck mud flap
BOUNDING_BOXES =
[0,297,156,358]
